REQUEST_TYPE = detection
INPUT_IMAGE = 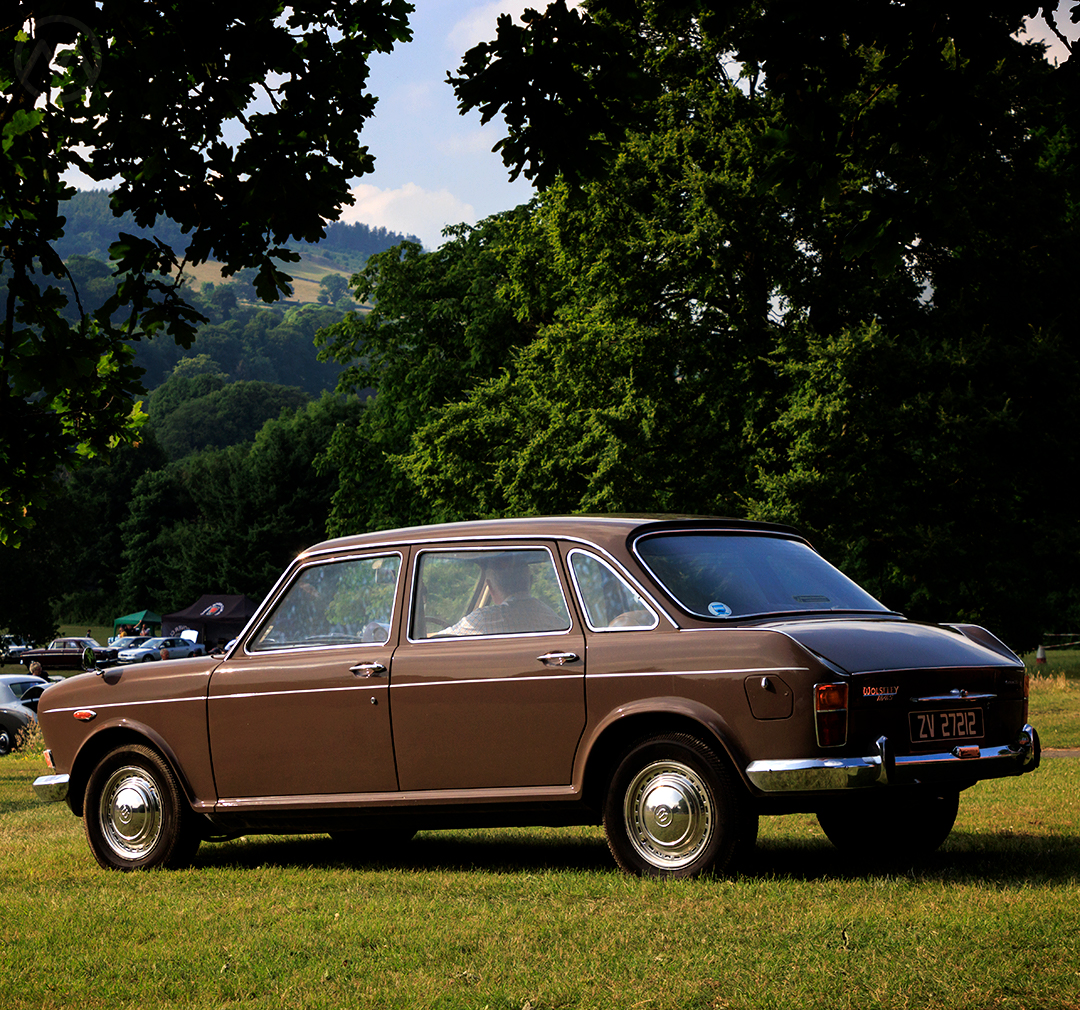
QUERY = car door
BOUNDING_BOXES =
[390,543,586,791]
[207,551,404,799]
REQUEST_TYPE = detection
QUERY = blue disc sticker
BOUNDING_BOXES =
[708,602,732,617]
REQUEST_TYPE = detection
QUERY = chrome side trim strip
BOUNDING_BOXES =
[47,695,205,714]
[214,782,579,812]
[587,666,809,680]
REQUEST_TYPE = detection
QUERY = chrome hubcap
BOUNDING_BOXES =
[624,759,713,869]
[99,765,163,859]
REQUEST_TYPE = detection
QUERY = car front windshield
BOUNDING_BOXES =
[635,532,890,619]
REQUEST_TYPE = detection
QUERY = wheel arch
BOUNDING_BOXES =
[576,699,751,811]
[67,722,198,819]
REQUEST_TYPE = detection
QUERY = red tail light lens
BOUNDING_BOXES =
[815,682,848,748]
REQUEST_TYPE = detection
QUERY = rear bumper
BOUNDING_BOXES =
[745,724,1040,793]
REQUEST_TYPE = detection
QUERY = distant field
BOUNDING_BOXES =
[179,253,358,304]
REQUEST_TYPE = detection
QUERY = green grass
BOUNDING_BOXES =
[3,719,1079,1009]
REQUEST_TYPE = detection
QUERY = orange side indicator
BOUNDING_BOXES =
[73,710,97,722]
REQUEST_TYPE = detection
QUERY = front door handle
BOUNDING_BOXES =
[537,652,579,667]
[350,662,388,678]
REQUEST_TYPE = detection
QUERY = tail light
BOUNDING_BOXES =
[815,682,848,748]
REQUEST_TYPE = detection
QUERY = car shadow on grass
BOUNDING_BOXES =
[197,830,615,875]
[744,830,1080,883]
[192,827,1080,884]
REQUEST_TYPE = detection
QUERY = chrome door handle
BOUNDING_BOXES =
[350,662,388,678]
[537,652,579,667]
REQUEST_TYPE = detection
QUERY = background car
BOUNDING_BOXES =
[19,637,117,672]
[0,672,49,755]
[108,635,151,651]
[116,636,205,663]
[1,635,34,666]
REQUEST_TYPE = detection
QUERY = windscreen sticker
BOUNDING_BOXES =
[707,602,732,617]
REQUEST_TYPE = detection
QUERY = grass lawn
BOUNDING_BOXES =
[2,682,1078,1009]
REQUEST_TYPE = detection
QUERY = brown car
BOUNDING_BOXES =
[33,516,1039,876]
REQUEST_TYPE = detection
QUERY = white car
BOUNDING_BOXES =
[116,636,205,663]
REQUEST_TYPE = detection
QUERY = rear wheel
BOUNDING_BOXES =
[84,744,201,870]
[817,788,960,861]
[0,725,12,756]
[603,733,746,878]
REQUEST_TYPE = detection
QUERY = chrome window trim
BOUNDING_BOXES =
[298,532,681,629]
[565,548,660,632]
[242,550,404,656]
[406,544,574,644]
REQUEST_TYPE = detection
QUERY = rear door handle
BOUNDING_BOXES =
[350,662,388,678]
[537,652,579,667]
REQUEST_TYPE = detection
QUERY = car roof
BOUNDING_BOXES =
[0,673,44,684]
[303,514,802,557]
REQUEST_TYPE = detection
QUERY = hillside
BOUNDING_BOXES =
[59,189,420,302]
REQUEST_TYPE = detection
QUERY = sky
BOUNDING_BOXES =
[336,1,541,249]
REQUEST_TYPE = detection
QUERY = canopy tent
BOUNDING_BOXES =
[162,595,261,648]
[113,609,162,633]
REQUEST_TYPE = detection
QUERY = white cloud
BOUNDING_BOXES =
[340,183,476,250]
[447,1,583,55]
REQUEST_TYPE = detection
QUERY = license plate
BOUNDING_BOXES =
[909,708,984,744]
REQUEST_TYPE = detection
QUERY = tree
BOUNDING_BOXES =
[118,393,365,610]
[2,0,414,544]
[313,212,541,536]
[149,380,310,460]
[382,1,1079,648]
[318,273,351,304]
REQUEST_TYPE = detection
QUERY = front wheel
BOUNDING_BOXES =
[83,744,200,870]
[817,788,960,861]
[603,733,745,878]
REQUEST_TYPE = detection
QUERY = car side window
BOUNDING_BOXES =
[248,554,401,651]
[413,548,572,639]
[568,550,658,631]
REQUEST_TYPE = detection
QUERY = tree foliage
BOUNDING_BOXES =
[331,0,1080,649]
[314,213,540,536]
[1,0,413,544]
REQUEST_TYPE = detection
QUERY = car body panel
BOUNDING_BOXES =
[207,643,399,799]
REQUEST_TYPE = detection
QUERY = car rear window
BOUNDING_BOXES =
[634,532,889,619]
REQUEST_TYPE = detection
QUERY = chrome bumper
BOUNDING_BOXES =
[33,773,70,803]
[746,724,1040,792]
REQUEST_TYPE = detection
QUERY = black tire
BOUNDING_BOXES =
[83,744,201,870]
[817,788,960,861]
[603,733,745,878]
[0,725,12,756]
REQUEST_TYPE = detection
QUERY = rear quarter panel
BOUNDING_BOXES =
[577,625,824,786]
